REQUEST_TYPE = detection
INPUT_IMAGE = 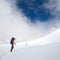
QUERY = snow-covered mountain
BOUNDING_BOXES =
[0,29,60,60]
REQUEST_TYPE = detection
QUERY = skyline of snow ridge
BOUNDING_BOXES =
[0,0,60,43]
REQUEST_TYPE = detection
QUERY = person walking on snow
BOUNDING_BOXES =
[10,37,16,52]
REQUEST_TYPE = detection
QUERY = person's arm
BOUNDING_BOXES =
[13,40,16,45]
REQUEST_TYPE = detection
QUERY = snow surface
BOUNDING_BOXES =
[0,29,60,60]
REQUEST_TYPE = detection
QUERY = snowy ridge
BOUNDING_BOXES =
[16,28,60,47]
[0,29,60,60]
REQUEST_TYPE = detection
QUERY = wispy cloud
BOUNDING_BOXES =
[0,0,60,44]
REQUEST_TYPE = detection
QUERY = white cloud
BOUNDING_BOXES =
[43,0,60,18]
[0,0,60,44]
[0,0,44,43]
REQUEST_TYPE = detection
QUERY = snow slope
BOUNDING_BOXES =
[0,29,60,60]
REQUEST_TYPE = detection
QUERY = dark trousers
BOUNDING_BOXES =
[10,44,14,52]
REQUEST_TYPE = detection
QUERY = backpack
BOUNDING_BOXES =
[10,37,15,44]
[10,40,13,44]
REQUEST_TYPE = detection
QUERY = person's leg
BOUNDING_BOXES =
[10,44,14,52]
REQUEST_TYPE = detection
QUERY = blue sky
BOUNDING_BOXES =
[16,0,54,22]
[0,0,60,43]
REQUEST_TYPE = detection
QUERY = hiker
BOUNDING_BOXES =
[10,37,16,52]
